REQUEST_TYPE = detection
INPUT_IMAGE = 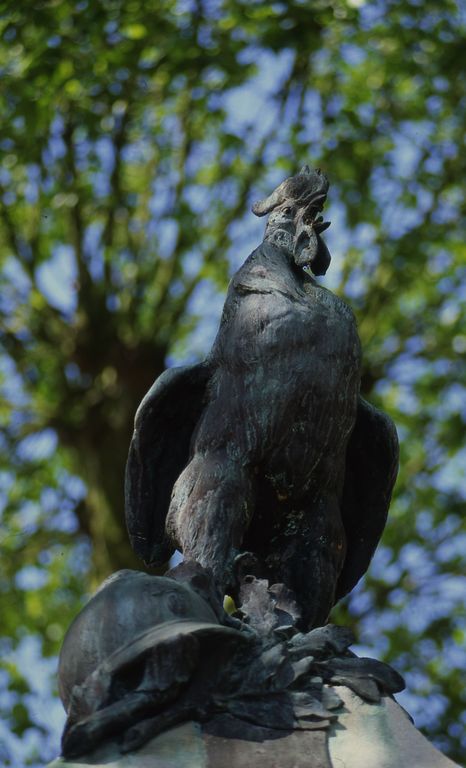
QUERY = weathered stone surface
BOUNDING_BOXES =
[328,686,460,768]
[47,721,206,768]
[48,690,461,768]
[203,726,330,768]
[48,720,331,768]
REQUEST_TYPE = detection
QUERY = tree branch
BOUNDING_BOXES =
[63,118,94,307]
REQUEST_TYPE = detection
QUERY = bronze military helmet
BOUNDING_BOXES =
[58,568,229,712]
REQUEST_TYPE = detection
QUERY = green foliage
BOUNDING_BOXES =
[0,0,465,764]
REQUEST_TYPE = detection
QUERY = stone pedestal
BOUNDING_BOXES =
[327,687,459,768]
[47,687,459,768]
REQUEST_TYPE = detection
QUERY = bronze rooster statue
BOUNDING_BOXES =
[125,166,398,629]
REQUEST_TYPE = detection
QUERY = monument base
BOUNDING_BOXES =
[48,686,459,768]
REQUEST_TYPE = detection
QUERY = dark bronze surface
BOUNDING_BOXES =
[58,566,403,760]
[125,166,398,629]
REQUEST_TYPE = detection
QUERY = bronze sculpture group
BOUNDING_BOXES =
[55,166,408,764]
